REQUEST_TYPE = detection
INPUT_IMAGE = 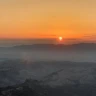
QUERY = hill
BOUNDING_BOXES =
[12,43,96,51]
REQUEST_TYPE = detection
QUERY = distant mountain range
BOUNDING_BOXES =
[0,43,96,51]
[12,43,96,51]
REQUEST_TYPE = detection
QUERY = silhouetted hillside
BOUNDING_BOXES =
[1,79,96,96]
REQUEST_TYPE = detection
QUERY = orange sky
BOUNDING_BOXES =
[0,0,96,41]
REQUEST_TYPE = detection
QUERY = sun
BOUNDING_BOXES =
[59,36,63,41]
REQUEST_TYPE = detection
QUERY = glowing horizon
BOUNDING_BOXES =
[0,0,96,42]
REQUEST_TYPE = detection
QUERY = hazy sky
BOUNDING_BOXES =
[0,0,96,41]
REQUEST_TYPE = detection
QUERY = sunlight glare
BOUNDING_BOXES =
[59,36,63,41]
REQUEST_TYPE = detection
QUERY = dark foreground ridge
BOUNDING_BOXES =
[1,60,96,95]
[0,79,96,96]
